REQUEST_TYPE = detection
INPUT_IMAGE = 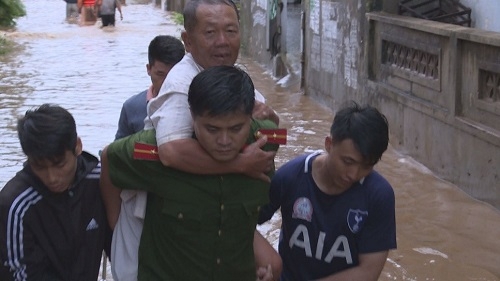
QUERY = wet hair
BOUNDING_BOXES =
[148,35,185,66]
[188,65,254,117]
[330,101,389,165]
[17,104,78,164]
[183,0,240,32]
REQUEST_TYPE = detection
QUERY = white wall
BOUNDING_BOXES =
[461,0,500,32]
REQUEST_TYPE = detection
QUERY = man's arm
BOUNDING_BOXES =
[158,136,276,182]
[314,251,389,281]
[0,207,60,280]
[254,169,283,281]
[0,202,14,281]
[150,91,277,182]
[115,0,123,19]
[100,145,122,229]
[252,100,279,125]
[254,230,282,281]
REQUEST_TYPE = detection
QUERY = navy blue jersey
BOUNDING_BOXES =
[259,152,396,280]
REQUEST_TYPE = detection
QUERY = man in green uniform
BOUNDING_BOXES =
[100,66,282,281]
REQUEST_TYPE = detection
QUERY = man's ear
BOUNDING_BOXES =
[324,136,333,153]
[75,137,83,157]
[181,31,191,53]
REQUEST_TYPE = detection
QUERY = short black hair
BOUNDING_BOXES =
[17,104,78,163]
[330,101,389,165]
[188,65,254,117]
[148,35,185,66]
[183,0,239,32]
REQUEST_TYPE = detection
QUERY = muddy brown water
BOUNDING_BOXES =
[1,0,499,280]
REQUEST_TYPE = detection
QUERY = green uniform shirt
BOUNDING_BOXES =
[107,120,279,281]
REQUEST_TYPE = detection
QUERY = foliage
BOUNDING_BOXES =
[0,36,14,55]
[171,12,184,26]
[0,0,26,27]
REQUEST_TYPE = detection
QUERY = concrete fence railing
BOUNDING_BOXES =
[366,12,500,208]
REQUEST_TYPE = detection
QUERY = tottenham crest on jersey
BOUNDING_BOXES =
[292,197,313,222]
[347,209,368,233]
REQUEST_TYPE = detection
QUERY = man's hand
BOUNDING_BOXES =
[239,135,276,182]
[256,264,274,281]
[253,101,280,125]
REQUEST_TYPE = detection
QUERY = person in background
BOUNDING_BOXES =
[258,101,397,281]
[111,35,185,281]
[0,104,111,281]
[77,0,97,26]
[98,0,123,27]
[115,35,185,140]
[64,0,79,21]
[101,65,281,280]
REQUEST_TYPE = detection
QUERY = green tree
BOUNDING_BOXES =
[0,0,26,27]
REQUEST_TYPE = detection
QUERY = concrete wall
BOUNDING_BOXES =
[460,0,500,32]
[239,0,500,209]
[240,0,274,68]
[241,0,370,106]
[163,0,186,12]
[302,0,367,109]
[366,13,500,207]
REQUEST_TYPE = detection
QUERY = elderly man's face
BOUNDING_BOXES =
[183,3,240,69]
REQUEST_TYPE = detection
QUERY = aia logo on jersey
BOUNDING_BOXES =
[347,209,368,233]
[292,197,313,222]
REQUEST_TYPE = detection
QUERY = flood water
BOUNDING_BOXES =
[1,0,500,280]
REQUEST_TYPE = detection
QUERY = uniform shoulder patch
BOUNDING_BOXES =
[133,142,160,161]
[255,128,287,144]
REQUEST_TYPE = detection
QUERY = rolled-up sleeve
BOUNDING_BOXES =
[147,92,193,146]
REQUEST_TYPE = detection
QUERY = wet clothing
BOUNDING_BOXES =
[99,0,120,26]
[65,3,79,19]
[64,0,78,19]
[115,89,148,140]
[106,120,279,281]
[80,6,97,24]
[101,14,116,26]
[111,188,147,281]
[145,53,203,144]
[112,87,151,281]
[258,152,397,280]
[99,0,118,15]
[78,0,97,25]
[145,53,266,145]
[0,152,110,281]
[82,0,94,5]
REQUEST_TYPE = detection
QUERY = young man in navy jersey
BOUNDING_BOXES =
[259,102,397,281]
